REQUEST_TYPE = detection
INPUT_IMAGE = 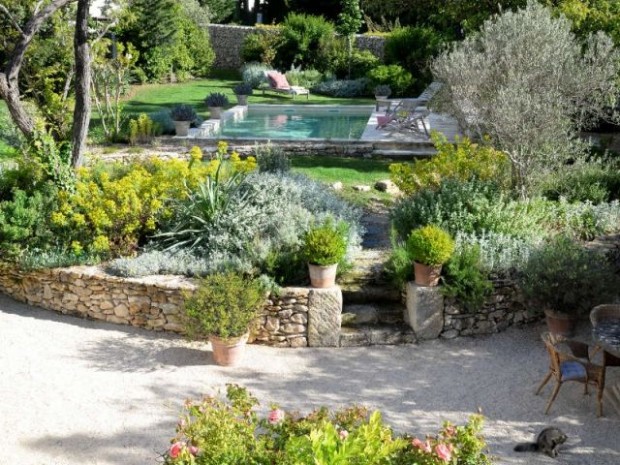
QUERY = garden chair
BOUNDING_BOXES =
[536,332,606,416]
[261,71,310,99]
[376,98,430,137]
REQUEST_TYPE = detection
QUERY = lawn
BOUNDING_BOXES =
[291,156,394,205]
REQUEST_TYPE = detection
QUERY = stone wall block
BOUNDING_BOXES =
[307,287,342,347]
[405,282,444,340]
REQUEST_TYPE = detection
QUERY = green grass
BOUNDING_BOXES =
[291,156,394,206]
[0,101,18,160]
[122,78,374,117]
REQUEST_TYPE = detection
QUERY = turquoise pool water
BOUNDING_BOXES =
[219,106,371,140]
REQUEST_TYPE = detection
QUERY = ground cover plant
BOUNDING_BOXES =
[163,384,493,465]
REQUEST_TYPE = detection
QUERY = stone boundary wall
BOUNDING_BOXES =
[406,274,539,340]
[208,24,385,70]
[0,265,341,348]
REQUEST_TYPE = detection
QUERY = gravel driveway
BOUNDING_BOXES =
[0,294,618,465]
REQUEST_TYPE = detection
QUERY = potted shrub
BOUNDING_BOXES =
[204,92,229,119]
[407,225,455,287]
[183,272,264,366]
[170,104,197,136]
[374,84,392,99]
[302,218,348,288]
[233,83,254,106]
[519,236,620,336]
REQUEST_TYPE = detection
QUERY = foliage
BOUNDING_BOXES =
[128,114,161,145]
[50,154,213,259]
[519,236,620,317]
[241,62,271,89]
[374,85,391,97]
[24,129,75,191]
[183,272,264,339]
[367,65,413,97]
[454,231,538,273]
[241,30,282,66]
[322,41,380,79]
[285,69,324,88]
[233,83,254,96]
[302,218,348,266]
[406,225,454,266]
[336,0,364,78]
[163,385,493,465]
[149,110,176,135]
[254,143,291,173]
[538,161,620,203]
[205,92,229,107]
[170,104,198,122]
[0,104,22,150]
[384,26,446,94]
[276,13,336,70]
[389,133,511,195]
[312,79,370,98]
[431,1,620,196]
[385,230,413,288]
[441,245,493,311]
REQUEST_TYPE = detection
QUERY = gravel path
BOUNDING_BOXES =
[1,294,618,465]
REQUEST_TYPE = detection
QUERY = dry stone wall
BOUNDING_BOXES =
[0,264,341,348]
[208,24,385,70]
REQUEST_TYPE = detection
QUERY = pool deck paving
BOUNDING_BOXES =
[0,294,618,465]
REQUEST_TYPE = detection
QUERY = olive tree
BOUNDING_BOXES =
[431,1,620,196]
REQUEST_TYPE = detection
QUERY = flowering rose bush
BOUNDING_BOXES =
[163,385,493,465]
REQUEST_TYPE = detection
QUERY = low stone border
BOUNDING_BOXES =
[0,264,342,348]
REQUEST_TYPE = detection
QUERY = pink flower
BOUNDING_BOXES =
[339,429,349,440]
[189,446,199,456]
[444,425,456,437]
[412,438,432,453]
[435,443,452,463]
[169,442,183,459]
[268,408,285,424]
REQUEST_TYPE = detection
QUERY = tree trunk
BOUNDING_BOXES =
[71,0,92,168]
[0,72,35,136]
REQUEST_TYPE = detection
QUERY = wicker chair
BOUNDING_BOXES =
[536,332,606,416]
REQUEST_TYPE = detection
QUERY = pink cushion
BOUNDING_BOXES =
[267,71,290,89]
[376,115,391,127]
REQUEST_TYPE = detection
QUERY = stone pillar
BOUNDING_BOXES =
[405,282,444,340]
[307,287,343,347]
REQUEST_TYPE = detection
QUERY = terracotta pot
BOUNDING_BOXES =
[210,333,249,366]
[209,106,222,119]
[308,263,338,288]
[544,309,577,337]
[236,95,248,106]
[413,262,442,287]
[173,120,191,136]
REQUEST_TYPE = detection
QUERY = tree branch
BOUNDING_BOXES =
[0,4,25,36]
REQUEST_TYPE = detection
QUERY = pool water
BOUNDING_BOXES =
[219,106,372,140]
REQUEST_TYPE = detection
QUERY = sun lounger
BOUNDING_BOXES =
[261,71,310,99]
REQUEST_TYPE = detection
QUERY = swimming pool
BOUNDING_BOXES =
[218,105,373,141]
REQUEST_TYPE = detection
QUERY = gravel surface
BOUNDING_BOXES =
[0,294,618,465]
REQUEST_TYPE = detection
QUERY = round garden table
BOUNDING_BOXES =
[593,318,620,357]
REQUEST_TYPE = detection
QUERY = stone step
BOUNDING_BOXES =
[341,285,402,304]
[342,303,405,326]
[339,324,416,347]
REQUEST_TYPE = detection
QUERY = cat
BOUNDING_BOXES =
[514,427,568,458]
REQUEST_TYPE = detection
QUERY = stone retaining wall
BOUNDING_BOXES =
[208,24,385,70]
[0,265,341,348]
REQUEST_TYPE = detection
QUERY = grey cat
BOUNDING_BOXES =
[514,427,568,458]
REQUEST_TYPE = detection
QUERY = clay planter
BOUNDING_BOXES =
[173,121,191,136]
[413,262,442,287]
[308,263,338,288]
[210,333,249,366]
[236,95,249,106]
[544,309,577,337]
[209,106,222,119]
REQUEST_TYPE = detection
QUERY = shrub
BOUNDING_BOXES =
[205,92,229,107]
[384,26,445,94]
[240,29,282,66]
[276,13,336,70]
[441,245,493,311]
[302,218,348,266]
[241,62,271,89]
[321,37,380,78]
[163,385,493,465]
[183,272,264,340]
[431,1,620,196]
[149,110,175,135]
[538,162,620,203]
[128,113,161,145]
[233,83,254,96]
[374,85,391,97]
[389,133,511,195]
[254,142,291,173]
[407,225,454,266]
[367,64,413,97]
[285,69,324,88]
[311,78,370,98]
[519,236,620,317]
[170,104,198,122]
